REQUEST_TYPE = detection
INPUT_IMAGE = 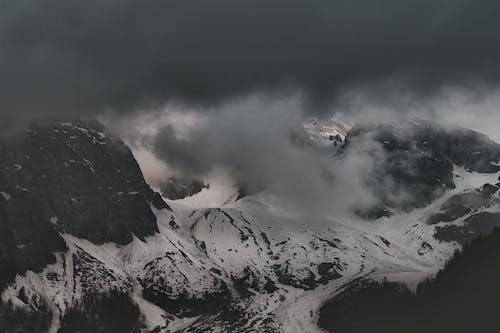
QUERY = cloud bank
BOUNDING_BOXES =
[4,0,500,219]
[2,0,500,126]
[113,95,384,219]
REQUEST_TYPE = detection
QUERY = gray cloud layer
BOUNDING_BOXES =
[2,0,500,124]
[117,96,381,219]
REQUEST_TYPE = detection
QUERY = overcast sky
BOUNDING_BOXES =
[3,0,500,216]
[2,0,500,122]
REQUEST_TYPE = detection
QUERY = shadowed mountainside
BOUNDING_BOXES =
[319,227,500,333]
[0,120,169,289]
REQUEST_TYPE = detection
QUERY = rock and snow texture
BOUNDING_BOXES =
[6,172,497,332]
[2,119,500,332]
[303,116,351,147]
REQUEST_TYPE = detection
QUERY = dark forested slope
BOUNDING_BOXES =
[319,227,500,333]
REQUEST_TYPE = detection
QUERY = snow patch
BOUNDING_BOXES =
[453,165,500,190]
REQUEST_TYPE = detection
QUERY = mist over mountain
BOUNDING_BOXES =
[3,1,500,332]
[0,117,498,332]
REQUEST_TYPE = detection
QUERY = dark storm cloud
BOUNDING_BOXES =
[153,124,208,177]
[2,0,500,122]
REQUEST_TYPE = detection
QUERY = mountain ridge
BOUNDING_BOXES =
[1,119,500,332]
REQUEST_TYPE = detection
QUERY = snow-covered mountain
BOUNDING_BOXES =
[1,119,500,333]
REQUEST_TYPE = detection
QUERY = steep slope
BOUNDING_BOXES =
[0,120,170,330]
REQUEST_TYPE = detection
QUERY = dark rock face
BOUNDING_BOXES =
[317,262,343,284]
[140,248,232,317]
[275,263,317,290]
[274,260,342,290]
[0,120,168,288]
[343,121,500,216]
[417,241,433,256]
[160,178,208,200]
[183,303,278,333]
[427,191,496,225]
[142,279,232,318]
[329,134,343,146]
[72,248,134,294]
[435,212,500,244]
[0,188,68,289]
[482,183,499,195]
[152,192,172,210]
[232,267,261,299]
[425,183,500,243]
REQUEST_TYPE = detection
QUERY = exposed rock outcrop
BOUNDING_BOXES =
[0,120,169,288]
